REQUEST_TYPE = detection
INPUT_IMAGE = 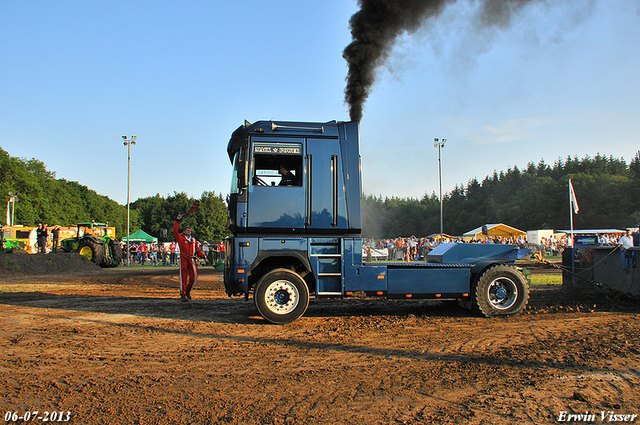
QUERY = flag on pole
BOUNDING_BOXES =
[569,179,579,214]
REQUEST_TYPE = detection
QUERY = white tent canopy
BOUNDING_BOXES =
[463,223,526,240]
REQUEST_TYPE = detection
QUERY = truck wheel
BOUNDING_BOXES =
[78,239,104,266]
[474,264,529,317]
[109,240,123,267]
[254,269,310,324]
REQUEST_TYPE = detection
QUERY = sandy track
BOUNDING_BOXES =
[1,266,639,424]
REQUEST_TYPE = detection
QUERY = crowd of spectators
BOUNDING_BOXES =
[363,236,447,262]
[361,232,627,262]
[122,240,225,266]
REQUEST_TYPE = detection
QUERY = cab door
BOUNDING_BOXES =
[246,139,306,232]
[306,138,344,231]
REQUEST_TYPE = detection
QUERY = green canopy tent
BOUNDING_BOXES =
[126,229,158,243]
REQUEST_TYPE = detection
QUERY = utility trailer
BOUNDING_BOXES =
[224,120,530,323]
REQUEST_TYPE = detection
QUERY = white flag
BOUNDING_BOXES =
[569,179,579,214]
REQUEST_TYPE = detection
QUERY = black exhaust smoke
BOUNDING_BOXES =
[343,0,542,122]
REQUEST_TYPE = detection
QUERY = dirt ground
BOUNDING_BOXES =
[1,253,639,425]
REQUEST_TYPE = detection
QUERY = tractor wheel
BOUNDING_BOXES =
[253,269,310,324]
[474,264,529,317]
[108,240,123,267]
[78,239,104,266]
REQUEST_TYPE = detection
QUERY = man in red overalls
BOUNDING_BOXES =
[174,214,206,302]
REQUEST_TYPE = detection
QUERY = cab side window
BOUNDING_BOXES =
[252,142,302,187]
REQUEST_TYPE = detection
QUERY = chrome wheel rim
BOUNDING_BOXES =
[264,280,299,315]
[487,277,518,310]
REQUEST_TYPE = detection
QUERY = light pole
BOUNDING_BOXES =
[6,192,18,226]
[123,136,137,266]
[434,138,446,240]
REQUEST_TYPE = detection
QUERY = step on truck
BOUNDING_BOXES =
[224,120,530,324]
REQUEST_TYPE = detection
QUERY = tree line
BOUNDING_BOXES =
[130,191,229,242]
[1,148,131,236]
[362,152,640,239]
[3,147,639,242]
[0,147,230,242]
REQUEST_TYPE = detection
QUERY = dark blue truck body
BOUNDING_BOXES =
[224,120,529,323]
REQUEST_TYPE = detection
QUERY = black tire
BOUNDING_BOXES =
[474,264,529,317]
[108,240,123,267]
[78,239,104,266]
[253,269,310,324]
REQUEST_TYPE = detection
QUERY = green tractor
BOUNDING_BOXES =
[60,222,123,267]
[0,237,24,253]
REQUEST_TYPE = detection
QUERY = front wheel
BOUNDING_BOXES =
[474,264,529,317]
[254,269,310,324]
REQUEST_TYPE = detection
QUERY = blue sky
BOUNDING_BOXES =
[1,0,638,205]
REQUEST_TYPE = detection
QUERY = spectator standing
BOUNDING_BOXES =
[218,240,225,261]
[619,230,635,267]
[619,230,633,249]
[212,242,220,262]
[51,225,60,253]
[408,236,417,260]
[150,244,158,265]
[201,241,210,265]
[37,223,48,254]
[138,243,148,264]
[170,241,177,265]
[129,244,138,264]
[393,238,403,260]
[162,244,169,266]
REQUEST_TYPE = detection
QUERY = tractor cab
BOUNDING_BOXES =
[76,222,111,238]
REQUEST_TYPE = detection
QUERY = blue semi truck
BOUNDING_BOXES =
[224,120,530,324]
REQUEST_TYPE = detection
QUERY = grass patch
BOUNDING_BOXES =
[529,273,562,286]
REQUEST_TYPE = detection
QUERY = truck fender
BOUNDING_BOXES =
[247,251,313,289]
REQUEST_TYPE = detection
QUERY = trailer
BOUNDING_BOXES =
[562,233,640,297]
[223,120,530,323]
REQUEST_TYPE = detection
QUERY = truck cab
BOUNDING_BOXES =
[226,120,361,235]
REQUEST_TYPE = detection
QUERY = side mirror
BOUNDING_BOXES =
[238,148,249,189]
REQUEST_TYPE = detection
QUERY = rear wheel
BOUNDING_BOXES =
[474,264,529,317]
[254,269,310,324]
[108,240,123,267]
[78,239,104,266]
